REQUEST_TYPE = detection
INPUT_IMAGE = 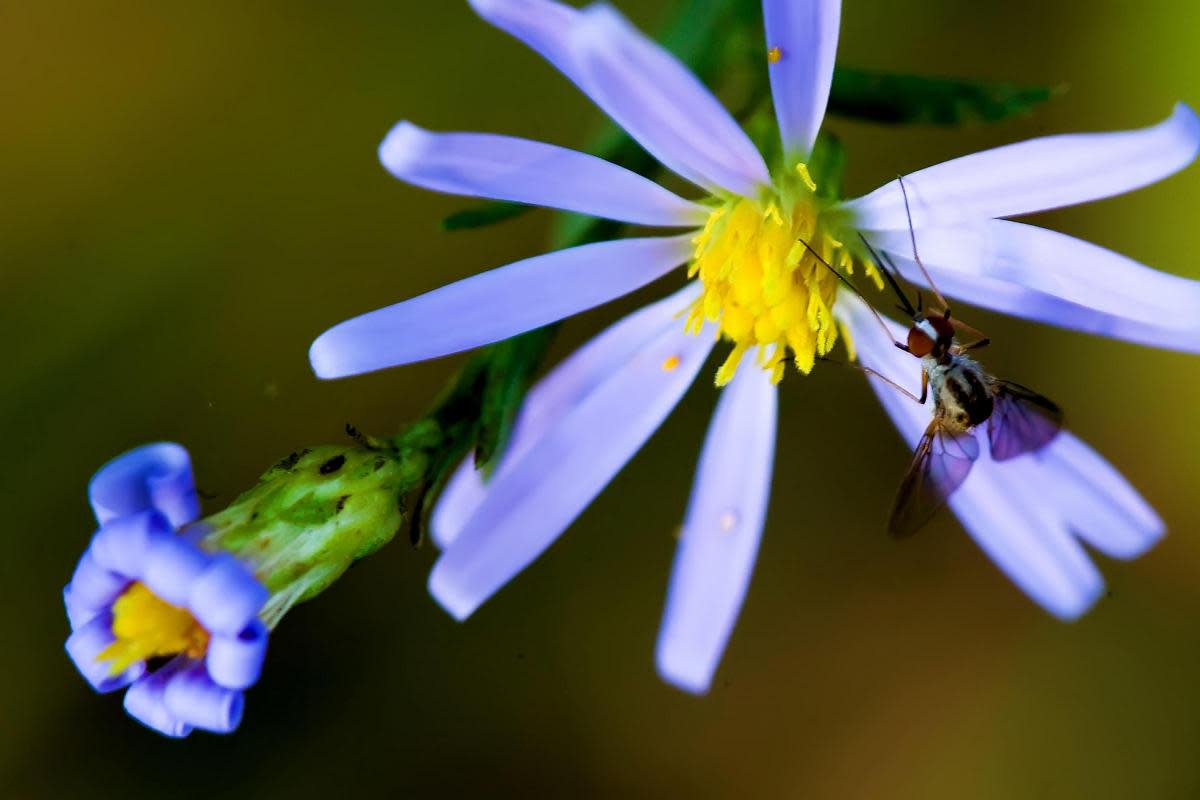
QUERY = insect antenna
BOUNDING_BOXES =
[897,174,951,313]
[856,232,917,319]
[796,236,906,350]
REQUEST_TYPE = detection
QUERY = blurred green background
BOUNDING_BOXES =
[3,1,1199,796]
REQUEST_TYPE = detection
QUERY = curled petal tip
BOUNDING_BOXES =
[65,614,145,693]
[164,666,245,734]
[207,620,269,690]
[89,511,173,578]
[124,669,192,738]
[88,442,198,527]
[188,555,267,636]
[143,533,210,607]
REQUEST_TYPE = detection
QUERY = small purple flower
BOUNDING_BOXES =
[309,0,1195,693]
[64,443,268,738]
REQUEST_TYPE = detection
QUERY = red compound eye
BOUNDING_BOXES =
[907,327,934,357]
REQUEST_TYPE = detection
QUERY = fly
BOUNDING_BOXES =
[802,176,1064,538]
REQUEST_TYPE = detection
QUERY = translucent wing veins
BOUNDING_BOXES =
[888,417,981,538]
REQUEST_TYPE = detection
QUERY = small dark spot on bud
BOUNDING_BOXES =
[374,458,386,472]
[319,454,346,475]
[336,494,350,513]
[276,451,302,471]
[251,512,259,520]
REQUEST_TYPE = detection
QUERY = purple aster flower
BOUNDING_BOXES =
[308,0,1197,693]
[64,443,268,737]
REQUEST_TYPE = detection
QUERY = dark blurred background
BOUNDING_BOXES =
[4,1,1199,796]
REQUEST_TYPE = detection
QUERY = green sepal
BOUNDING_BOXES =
[828,67,1061,126]
[441,201,531,232]
[196,444,429,627]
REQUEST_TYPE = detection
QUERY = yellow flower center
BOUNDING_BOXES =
[685,164,881,385]
[96,582,210,675]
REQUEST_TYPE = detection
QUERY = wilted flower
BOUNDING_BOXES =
[309,0,1198,692]
[66,441,420,736]
[65,443,267,737]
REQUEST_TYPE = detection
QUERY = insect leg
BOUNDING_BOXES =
[955,337,991,353]
[820,357,926,404]
[897,175,952,315]
[949,316,988,344]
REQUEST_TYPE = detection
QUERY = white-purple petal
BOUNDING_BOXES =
[656,354,777,694]
[763,0,841,159]
[379,123,708,227]
[310,235,692,379]
[835,293,1132,619]
[142,533,211,607]
[65,612,146,693]
[188,554,268,636]
[847,104,1200,231]
[468,0,581,89]
[64,552,127,630]
[1023,434,1163,560]
[124,660,193,738]
[569,4,770,197]
[163,663,245,734]
[88,442,200,528]
[431,284,700,549]
[88,511,173,579]
[868,220,1200,352]
[206,619,269,690]
[428,318,717,621]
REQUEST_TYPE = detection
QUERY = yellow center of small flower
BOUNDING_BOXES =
[686,164,881,385]
[96,582,210,675]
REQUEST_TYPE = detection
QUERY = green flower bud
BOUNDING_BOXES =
[194,444,428,627]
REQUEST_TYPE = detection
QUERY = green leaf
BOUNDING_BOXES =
[473,326,558,472]
[829,67,1061,126]
[441,201,531,232]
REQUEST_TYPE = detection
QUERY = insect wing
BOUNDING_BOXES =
[888,420,981,538]
[988,381,1063,461]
